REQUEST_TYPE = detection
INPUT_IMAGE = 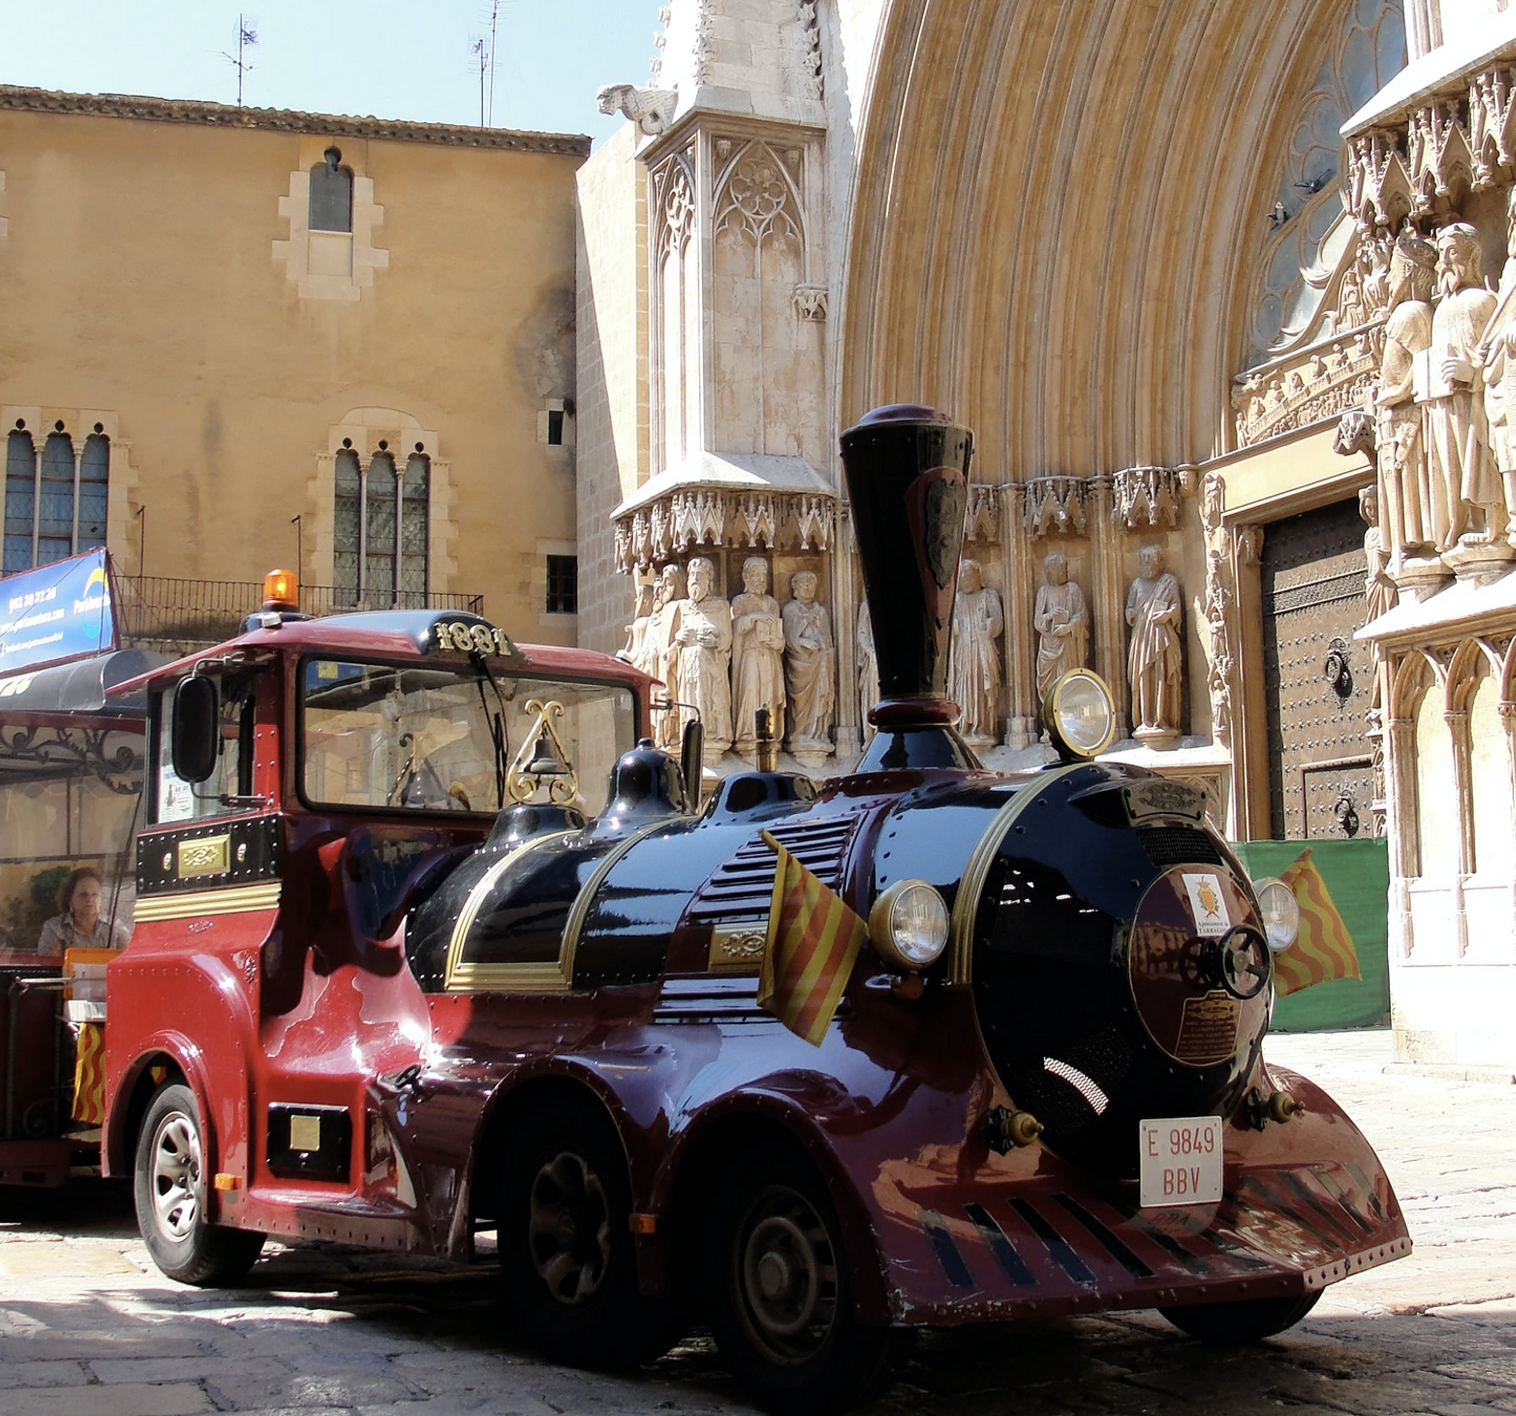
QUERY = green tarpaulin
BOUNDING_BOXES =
[1231,838,1390,1033]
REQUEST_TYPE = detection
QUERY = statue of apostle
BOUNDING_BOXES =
[947,559,1004,745]
[1482,186,1516,542]
[856,600,879,738]
[782,570,835,751]
[672,557,733,761]
[1374,231,1438,562]
[1425,223,1500,547]
[650,564,685,751]
[617,582,654,669]
[1126,543,1183,738]
[1033,551,1090,702]
[729,556,785,755]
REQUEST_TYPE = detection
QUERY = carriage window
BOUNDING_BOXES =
[301,660,636,817]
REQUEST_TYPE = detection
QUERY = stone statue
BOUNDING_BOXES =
[1374,231,1437,564]
[782,570,835,752]
[673,556,733,762]
[1360,485,1397,627]
[650,564,685,751]
[1125,543,1183,740]
[1482,186,1516,541]
[948,559,1004,745]
[617,582,654,668]
[1033,551,1090,702]
[856,600,879,736]
[729,556,785,755]
[1425,222,1500,547]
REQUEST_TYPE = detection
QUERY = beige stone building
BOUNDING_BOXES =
[0,87,587,647]
[578,0,1516,1070]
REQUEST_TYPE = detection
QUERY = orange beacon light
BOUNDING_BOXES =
[263,568,299,611]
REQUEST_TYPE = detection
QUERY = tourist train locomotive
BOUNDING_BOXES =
[103,407,1409,1412]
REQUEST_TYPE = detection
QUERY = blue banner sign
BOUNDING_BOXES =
[0,550,117,677]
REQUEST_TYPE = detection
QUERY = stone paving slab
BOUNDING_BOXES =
[0,1029,1513,1414]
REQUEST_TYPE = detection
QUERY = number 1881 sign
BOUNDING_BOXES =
[1138,1115,1223,1207]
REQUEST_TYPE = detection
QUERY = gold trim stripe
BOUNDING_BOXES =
[134,882,282,922]
[558,818,675,984]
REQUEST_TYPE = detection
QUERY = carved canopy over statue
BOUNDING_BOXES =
[1126,544,1183,740]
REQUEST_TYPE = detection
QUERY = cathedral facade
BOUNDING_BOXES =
[576,0,1516,1072]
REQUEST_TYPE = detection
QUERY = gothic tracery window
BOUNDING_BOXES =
[2,422,111,575]
[332,443,428,608]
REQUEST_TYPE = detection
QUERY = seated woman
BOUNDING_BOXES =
[36,866,131,958]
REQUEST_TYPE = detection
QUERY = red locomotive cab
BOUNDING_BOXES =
[101,579,655,1281]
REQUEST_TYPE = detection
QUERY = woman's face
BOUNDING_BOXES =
[71,878,102,924]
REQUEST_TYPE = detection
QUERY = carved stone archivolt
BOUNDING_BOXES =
[1234,325,1385,447]
[1111,466,1187,530]
[1023,476,1087,538]
[614,487,835,573]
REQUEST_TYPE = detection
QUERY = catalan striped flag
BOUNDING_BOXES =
[71,1023,106,1126]
[1274,847,1361,996]
[757,829,868,1046]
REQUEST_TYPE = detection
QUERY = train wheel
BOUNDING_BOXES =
[498,1099,684,1368]
[133,1084,264,1285]
[1160,1290,1321,1343]
[706,1155,900,1414]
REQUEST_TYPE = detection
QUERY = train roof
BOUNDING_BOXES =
[107,608,656,698]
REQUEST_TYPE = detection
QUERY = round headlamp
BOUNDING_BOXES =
[869,879,950,972]
[1042,669,1116,760]
[1252,876,1299,951]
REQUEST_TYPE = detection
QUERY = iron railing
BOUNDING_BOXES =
[114,577,484,655]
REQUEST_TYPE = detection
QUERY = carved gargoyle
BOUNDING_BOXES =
[596,83,678,136]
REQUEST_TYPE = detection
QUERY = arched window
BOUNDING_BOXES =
[37,431,75,567]
[309,146,353,234]
[3,430,36,574]
[332,448,362,605]
[77,433,109,552]
[364,452,397,605]
[398,453,429,607]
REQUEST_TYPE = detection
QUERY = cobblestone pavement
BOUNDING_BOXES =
[0,1029,1513,1416]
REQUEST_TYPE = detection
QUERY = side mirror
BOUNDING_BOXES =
[681,718,704,812]
[171,677,220,784]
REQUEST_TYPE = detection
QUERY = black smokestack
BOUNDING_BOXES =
[840,404,975,767]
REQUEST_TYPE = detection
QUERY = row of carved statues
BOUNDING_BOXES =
[620,545,1187,759]
[1351,191,1516,574]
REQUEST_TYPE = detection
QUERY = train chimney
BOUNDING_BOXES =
[839,403,977,771]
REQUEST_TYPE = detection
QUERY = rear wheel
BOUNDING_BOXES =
[133,1083,264,1285]
[497,1099,685,1368]
[706,1154,901,1414]
[1160,1290,1321,1343]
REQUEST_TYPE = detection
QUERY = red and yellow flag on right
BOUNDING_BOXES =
[757,829,867,1046]
[1273,847,1361,996]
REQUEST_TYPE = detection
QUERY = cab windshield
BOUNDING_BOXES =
[301,659,636,817]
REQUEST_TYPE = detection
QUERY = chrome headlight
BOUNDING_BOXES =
[869,879,950,971]
[1042,669,1116,760]
[1253,876,1299,950]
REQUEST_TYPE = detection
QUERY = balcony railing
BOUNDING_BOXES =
[114,577,485,655]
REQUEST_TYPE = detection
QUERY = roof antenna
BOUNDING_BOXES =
[221,14,259,107]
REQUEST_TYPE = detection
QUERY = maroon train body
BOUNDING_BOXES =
[101,408,1409,1412]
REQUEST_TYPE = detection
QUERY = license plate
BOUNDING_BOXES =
[1139,1116,1223,1207]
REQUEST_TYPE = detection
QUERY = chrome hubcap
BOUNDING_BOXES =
[527,1151,611,1306]
[150,1111,203,1241]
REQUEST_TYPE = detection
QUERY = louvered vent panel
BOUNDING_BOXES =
[686,817,857,923]
[1138,826,1225,870]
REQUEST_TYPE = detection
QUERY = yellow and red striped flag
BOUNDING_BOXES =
[71,1023,106,1126]
[757,829,868,1046]
[1274,847,1361,996]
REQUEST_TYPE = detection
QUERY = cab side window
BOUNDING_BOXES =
[155,672,261,823]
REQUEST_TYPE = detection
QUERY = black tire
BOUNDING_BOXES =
[706,1152,902,1414]
[497,1098,685,1368]
[133,1083,265,1286]
[1160,1290,1322,1343]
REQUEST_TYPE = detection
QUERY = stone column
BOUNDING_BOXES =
[832,502,859,762]
[1001,482,1037,747]
[1386,686,1418,958]
[1089,476,1129,741]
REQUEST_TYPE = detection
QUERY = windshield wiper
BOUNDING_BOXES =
[469,650,510,809]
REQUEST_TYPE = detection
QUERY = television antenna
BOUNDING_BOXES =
[222,15,259,107]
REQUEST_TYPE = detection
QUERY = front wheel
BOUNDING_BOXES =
[133,1084,264,1285]
[706,1154,901,1414]
[1160,1290,1321,1343]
